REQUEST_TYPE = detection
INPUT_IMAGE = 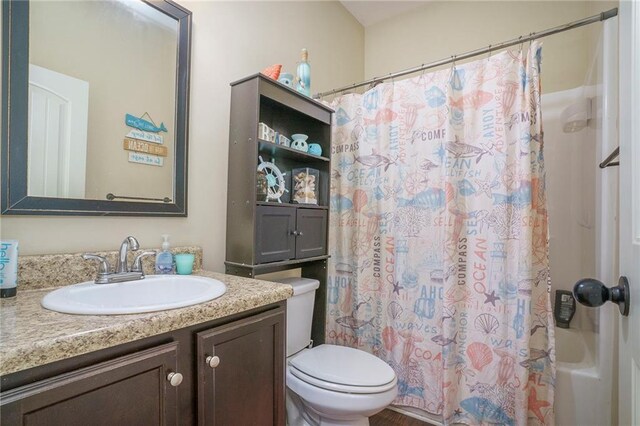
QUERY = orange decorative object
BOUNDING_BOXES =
[261,64,282,80]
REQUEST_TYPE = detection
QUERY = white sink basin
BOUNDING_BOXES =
[41,275,226,315]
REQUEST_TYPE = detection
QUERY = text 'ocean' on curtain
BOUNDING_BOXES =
[326,42,555,425]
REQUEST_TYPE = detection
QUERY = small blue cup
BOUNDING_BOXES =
[175,253,195,275]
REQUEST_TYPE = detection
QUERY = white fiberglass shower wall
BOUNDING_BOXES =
[543,17,618,426]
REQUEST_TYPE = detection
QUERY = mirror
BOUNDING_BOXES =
[2,0,191,216]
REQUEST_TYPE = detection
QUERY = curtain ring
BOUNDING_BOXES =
[451,55,457,70]
[528,32,535,50]
[518,35,524,52]
[487,45,492,60]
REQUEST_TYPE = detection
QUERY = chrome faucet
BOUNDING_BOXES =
[116,236,139,273]
[83,236,156,284]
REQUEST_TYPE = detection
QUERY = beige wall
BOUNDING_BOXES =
[29,1,177,200]
[364,1,617,94]
[1,1,365,272]
[2,0,618,273]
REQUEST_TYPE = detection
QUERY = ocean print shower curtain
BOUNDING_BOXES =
[326,42,555,425]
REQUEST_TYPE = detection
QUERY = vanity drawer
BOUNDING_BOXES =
[0,342,180,426]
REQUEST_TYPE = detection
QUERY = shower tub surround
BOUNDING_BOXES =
[0,247,293,376]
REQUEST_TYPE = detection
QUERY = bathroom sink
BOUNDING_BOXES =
[41,275,226,315]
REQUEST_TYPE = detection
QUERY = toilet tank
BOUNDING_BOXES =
[278,277,320,357]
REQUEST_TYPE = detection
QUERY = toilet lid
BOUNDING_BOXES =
[288,345,396,388]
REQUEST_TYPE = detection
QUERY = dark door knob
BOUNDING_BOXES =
[573,276,630,316]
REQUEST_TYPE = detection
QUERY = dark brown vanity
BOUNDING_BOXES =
[1,303,285,426]
[0,263,291,426]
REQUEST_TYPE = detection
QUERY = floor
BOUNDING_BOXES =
[370,409,434,426]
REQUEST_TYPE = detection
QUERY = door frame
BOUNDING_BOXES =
[618,1,640,424]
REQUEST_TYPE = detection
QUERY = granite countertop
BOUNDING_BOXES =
[0,271,293,377]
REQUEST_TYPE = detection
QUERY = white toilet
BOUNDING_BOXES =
[280,277,398,426]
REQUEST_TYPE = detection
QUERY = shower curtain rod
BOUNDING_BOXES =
[314,7,618,99]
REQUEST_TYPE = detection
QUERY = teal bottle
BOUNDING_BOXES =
[296,48,311,97]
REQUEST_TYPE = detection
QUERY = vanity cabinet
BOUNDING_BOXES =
[1,342,180,426]
[256,206,327,264]
[197,309,285,425]
[225,74,332,345]
[0,303,286,426]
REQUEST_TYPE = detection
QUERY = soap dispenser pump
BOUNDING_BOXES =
[155,234,174,274]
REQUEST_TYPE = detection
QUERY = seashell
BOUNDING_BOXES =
[466,342,493,372]
[352,189,368,213]
[387,301,403,319]
[261,64,282,80]
[474,313,499,335]
[496,352,515,385]
[382,326,399,351]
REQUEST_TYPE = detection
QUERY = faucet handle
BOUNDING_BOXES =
[132,251,156,273]
[82,253,111,275]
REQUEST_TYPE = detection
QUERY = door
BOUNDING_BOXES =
[28,64,89,198]
[295,208,327,259]
[255,205,296,263]
[0,342,181,425]
[619,2,640,424]
[196,308,285,426]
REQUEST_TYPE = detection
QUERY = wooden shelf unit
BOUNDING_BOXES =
[225,74,333,345]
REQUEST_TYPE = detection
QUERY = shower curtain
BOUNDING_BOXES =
[326,42,555,425]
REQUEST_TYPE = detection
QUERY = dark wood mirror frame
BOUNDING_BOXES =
[1,0,191,216]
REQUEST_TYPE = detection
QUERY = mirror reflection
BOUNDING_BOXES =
[27,0,178,203]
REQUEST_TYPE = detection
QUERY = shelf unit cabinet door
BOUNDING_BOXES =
[0,342,180,426]
[295,209,327,259]
[255,205,296,263]
[196,308,286,426]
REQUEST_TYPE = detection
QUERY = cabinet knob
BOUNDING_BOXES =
[298,231,304,237]
[290,230,299,236]
[167,372,183,387]
[206,355,221,368]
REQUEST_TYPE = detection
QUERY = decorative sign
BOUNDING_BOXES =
[123,138,168,157]
[126,129,163,144]
[125,113,167,133]
[128,152,164,166]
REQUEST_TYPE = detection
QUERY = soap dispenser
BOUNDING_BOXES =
[155,234,174,274]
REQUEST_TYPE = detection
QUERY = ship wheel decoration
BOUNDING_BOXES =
[257,156,288,203]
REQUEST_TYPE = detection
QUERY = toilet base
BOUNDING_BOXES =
[286,389,370,426]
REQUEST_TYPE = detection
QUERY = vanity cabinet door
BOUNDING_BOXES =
[0,342,180,426]
[255,205,296,263]
[196,308,285,426]
[295,208,327,259]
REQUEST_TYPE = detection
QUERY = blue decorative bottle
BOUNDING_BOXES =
[296,48,311,97]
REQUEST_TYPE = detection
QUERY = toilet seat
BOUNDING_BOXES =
[288,344,397,394]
